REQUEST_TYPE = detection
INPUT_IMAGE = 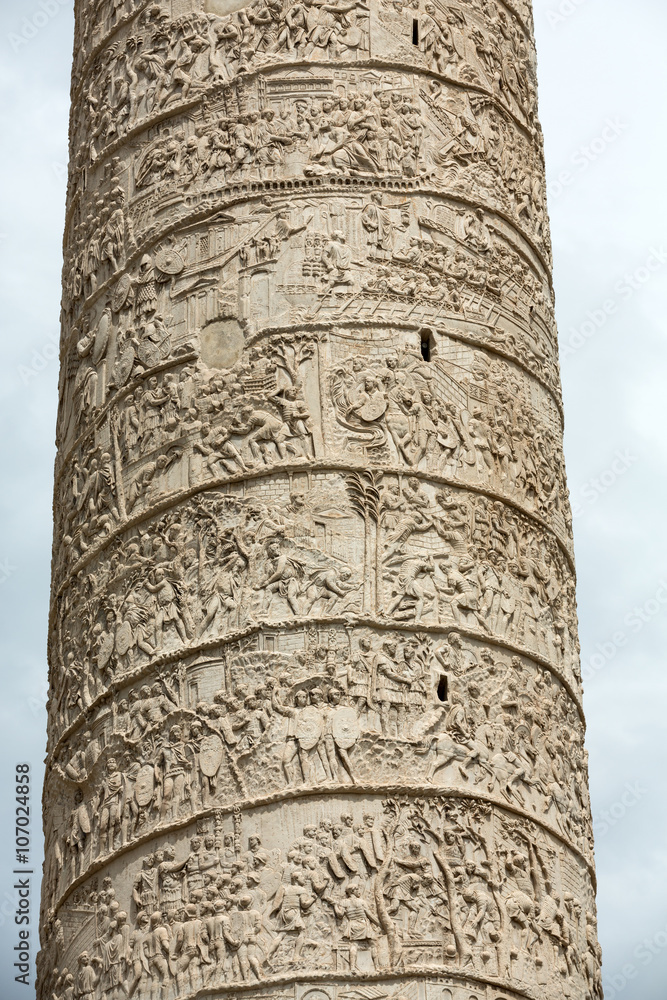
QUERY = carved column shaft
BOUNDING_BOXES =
[41,1,602,999]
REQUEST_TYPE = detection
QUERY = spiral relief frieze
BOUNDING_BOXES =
[41,3,602,1000]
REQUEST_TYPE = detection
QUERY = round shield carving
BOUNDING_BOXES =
[111,273,132,312]
[96,631,115,670]
[331,706,359,749]
[155,248,185,275]
[295,706,323,750]
[113,344,135,388]
[91,311,111,366]
[115,620,133,657]
[134,764,155,807]
[199,734,224,777]
[357,396,388,422]
[136,338,161,370]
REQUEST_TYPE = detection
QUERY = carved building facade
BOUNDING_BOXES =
[41,0,603,998]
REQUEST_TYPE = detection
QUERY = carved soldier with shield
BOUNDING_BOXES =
[194,726,225,808]
[67,788,91,879]
[156,725,194,821]
[132,749,158,834]
[96,612,119,680]
[322,686,358,785]
[272,687,323,786]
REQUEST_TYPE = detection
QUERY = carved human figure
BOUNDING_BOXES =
[272,687,316,784]
[156,727,193,820]
[97,758,126,856]
[268,870,316,965]
[334,881,381,972]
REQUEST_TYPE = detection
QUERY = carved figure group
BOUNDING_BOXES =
[43,799,603,1000]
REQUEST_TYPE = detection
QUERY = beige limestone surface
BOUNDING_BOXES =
[40,0,603,998]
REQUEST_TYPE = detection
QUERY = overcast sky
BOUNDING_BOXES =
[0,0,665,995]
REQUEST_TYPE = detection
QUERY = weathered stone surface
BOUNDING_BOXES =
[40,1,603,998]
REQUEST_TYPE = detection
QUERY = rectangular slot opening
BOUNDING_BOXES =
[421,335,431,362]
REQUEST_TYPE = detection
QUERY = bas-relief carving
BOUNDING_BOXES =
[58,196,559,463]
[62,74,550,318]
[41,797,601,1000]
[42,0,602,997]
[69,0,536,114]
[45,628,592,903]
[54,328,568,553]
[60,3,550,322]
[49,474,580,728]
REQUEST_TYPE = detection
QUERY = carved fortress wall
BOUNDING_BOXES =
[41,0,603,998]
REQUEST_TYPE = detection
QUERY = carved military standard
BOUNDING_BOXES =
[40,0,603,998]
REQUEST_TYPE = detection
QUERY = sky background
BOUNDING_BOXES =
[0,0,665,995]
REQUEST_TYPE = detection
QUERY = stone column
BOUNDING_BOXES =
[40,1,603,998]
